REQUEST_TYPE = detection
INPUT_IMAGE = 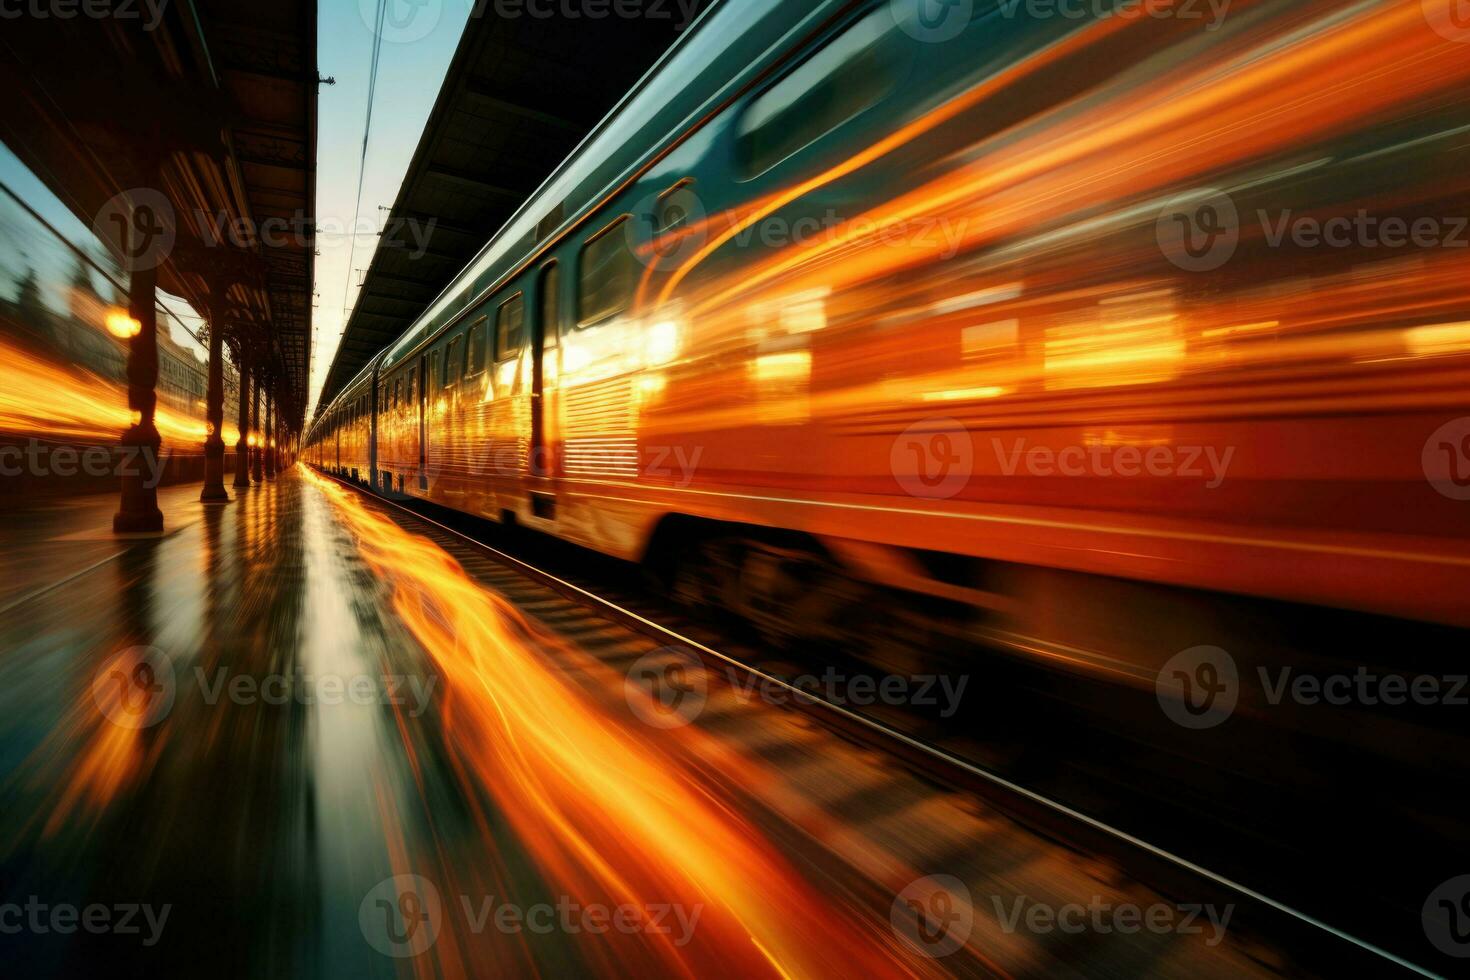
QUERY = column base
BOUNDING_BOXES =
[234,443,251,487]
[115,431,162,534]
[203,439,229,502]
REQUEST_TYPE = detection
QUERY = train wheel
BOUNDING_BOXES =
[728,541,853,650]
[838,590,944,678]
[670,536,744,616]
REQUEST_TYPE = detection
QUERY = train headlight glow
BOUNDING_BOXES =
[752,350,810,383]
[562,342,591,375]
[644,319,680,367]
[1405,322,1470,357]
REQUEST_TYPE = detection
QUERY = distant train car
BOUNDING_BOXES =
[308,0,1470,672]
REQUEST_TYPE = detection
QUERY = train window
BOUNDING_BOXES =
[540,262,559,349]
[577,217,636,328]
[407,367,416,403]
[654,180,698,234]
[446,337,461,387]
[430,350,441,396]
[497,292,525,358]
[393,380,402,408]
[466,317,488,376]
[736,11,899,177]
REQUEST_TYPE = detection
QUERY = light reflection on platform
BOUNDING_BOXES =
[0,471,1282,978]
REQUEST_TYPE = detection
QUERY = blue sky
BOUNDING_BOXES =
[312,0,474,413]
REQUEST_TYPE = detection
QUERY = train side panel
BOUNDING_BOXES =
[518,0,1470,628]
[309,0,1470,630]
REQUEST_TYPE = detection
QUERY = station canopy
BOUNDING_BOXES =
[0,0,317,427]
[317,5,709,411]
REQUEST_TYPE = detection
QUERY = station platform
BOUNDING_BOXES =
[0,470,1290,978]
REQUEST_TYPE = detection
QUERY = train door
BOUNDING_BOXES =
[369,378,378,491]
[418,353,429,490]
[528,260,559,519]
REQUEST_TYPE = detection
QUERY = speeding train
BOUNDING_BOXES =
[308,0,1470,683]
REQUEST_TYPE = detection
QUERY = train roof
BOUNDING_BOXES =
[375,0,833,376]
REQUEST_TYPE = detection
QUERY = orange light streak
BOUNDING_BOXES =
[647,0,1188,309]
[678,0,1470,321]
[303,467,928,978]
[0,334,235,449]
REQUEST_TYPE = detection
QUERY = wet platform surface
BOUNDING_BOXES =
[0,471,1294,978]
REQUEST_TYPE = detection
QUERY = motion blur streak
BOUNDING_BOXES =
[2,646,160,846]
[678,0,1470,318]
[302,467,930,979]
[40,666,150,837]
[0,334,236,449]
[647,0,1150,309]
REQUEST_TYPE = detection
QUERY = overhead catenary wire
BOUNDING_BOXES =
[326,0,391,417]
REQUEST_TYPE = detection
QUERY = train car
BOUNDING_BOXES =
[323,359,378,484]
[307,0,1470,672]
[349,361,378,485]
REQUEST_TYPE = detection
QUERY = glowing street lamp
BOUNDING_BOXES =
[105,309,141,339]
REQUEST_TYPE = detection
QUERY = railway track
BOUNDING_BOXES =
[317,470,1436,979]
